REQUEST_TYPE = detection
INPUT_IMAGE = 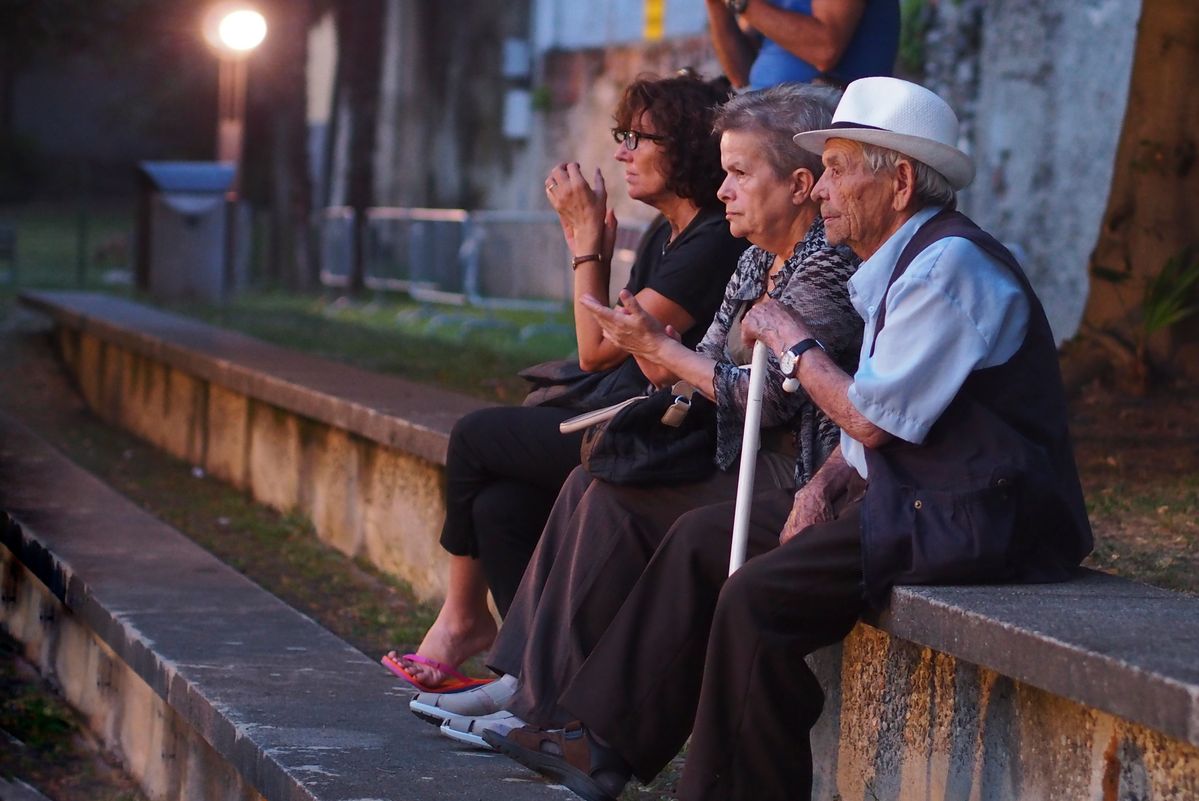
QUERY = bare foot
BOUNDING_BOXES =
[390,609,498,687]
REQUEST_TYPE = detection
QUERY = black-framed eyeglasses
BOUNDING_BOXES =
[613,129,669,151]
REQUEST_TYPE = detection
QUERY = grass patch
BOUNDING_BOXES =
[0,632,146,801]
[160,289,578,403]
[0,201,136,290]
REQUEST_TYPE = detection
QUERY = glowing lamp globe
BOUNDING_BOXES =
[218,9,267,52]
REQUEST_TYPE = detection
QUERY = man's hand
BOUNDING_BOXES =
[779,482,835,544]
[779,445,857,545]
[742,297,812,355]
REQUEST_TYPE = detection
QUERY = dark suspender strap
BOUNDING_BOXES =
[868,209,1025,357]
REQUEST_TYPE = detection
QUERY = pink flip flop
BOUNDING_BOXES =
[380,652,494,694]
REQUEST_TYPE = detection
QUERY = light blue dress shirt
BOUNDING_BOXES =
[841,207,1030,478]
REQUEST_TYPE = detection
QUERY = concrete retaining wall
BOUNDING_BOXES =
[24,291,489,603]
[1,552,264,801]
[807,626,1199,801]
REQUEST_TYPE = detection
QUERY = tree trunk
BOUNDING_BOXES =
[335,0,385,294]
[1084,2,1199,386]
[263,0,317,290]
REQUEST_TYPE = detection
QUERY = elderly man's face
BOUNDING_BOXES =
[812,139,899,260]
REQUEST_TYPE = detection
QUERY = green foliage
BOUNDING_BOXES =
[0,634,76,755]
[531,86,554,112]
[1142,246,1199,334]
[898,0,932,76]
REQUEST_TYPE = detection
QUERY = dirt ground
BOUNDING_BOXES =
[0,300,1195,799]
[1067,369,1199,593]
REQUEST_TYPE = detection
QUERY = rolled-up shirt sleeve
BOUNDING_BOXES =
[848,277,988,444]
[847,240,1029,445]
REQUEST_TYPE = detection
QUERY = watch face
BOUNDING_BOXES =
[780,350,798,377]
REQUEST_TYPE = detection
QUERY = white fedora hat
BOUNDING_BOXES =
[793,77,975,190]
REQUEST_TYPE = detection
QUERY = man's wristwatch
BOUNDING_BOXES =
[725,0,749,14]
[779,338,824,385]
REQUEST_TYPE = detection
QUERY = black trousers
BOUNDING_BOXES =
[560,490,866,801]
[440,405,585,616]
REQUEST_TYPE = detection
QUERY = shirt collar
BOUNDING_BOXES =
[847,205,943,318]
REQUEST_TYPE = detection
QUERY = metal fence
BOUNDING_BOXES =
[0,201,137,291]
[315,206,647,314]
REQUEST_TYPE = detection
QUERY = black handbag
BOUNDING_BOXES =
[572,381,718,486]
[518,357,649,412]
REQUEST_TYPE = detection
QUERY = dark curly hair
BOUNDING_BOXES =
[613,72,732,208]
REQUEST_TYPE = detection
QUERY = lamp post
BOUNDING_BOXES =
[204,4,267,199]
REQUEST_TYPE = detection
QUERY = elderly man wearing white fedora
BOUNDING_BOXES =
[482,77,1092,801]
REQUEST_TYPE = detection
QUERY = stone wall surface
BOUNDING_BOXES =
[54,327,451,602]
[923,0,1142,343]
[446,0,1142,342]
[806,626,1199,801]
[0,552,264,801]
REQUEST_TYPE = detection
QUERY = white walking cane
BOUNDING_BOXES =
[728,340,769,575]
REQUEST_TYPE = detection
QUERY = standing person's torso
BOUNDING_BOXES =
[748,0,901,90]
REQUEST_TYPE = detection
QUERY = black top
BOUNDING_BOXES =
[625,207,747,349]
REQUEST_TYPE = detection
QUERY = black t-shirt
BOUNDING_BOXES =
[625,207,747,349]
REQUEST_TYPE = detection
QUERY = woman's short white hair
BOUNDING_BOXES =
[713,83,842,179]
[858,142,957,209]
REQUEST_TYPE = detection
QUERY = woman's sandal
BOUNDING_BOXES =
[380,652,493,694]
[483,721,630,801]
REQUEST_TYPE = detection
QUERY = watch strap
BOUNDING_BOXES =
[781,337,823,377]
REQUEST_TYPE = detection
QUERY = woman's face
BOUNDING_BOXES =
[614,110,672,207]
[716,129,799,247]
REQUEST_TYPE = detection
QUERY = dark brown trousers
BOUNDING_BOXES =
[559,489,866,801]
[487,457,794,726]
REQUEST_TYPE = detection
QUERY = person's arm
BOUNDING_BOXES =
[742,298,892,447]
[705,0,760,88]
[739,0,867,75]
[546,163,696,372]
[581,290,719,398]
[779,444,856,544]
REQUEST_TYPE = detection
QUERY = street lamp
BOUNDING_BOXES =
[203,3,267,197]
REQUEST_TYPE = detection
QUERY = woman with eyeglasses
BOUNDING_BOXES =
[383,72,746,692]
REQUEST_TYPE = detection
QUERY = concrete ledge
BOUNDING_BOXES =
[18,291,484,465]
[18,291,491,600]
[0,411,561,801]
[879,578,1199,749]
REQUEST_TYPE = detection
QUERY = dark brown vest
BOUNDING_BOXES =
[860,210,1092,607]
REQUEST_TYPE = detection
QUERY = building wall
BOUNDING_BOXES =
[341,0,1142,341]
[923,0,1141,343]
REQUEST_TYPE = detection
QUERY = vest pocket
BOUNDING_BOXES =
[904,469,1020,583]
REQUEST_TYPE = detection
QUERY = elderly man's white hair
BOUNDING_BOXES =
[857,141,957,209]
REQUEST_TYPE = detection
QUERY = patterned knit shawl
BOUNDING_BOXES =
[696,217,862,487]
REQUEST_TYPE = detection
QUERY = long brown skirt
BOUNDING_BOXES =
[486,450,794,726]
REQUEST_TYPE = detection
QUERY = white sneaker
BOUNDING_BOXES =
[439,710,524,749]
[409,673,518,725]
